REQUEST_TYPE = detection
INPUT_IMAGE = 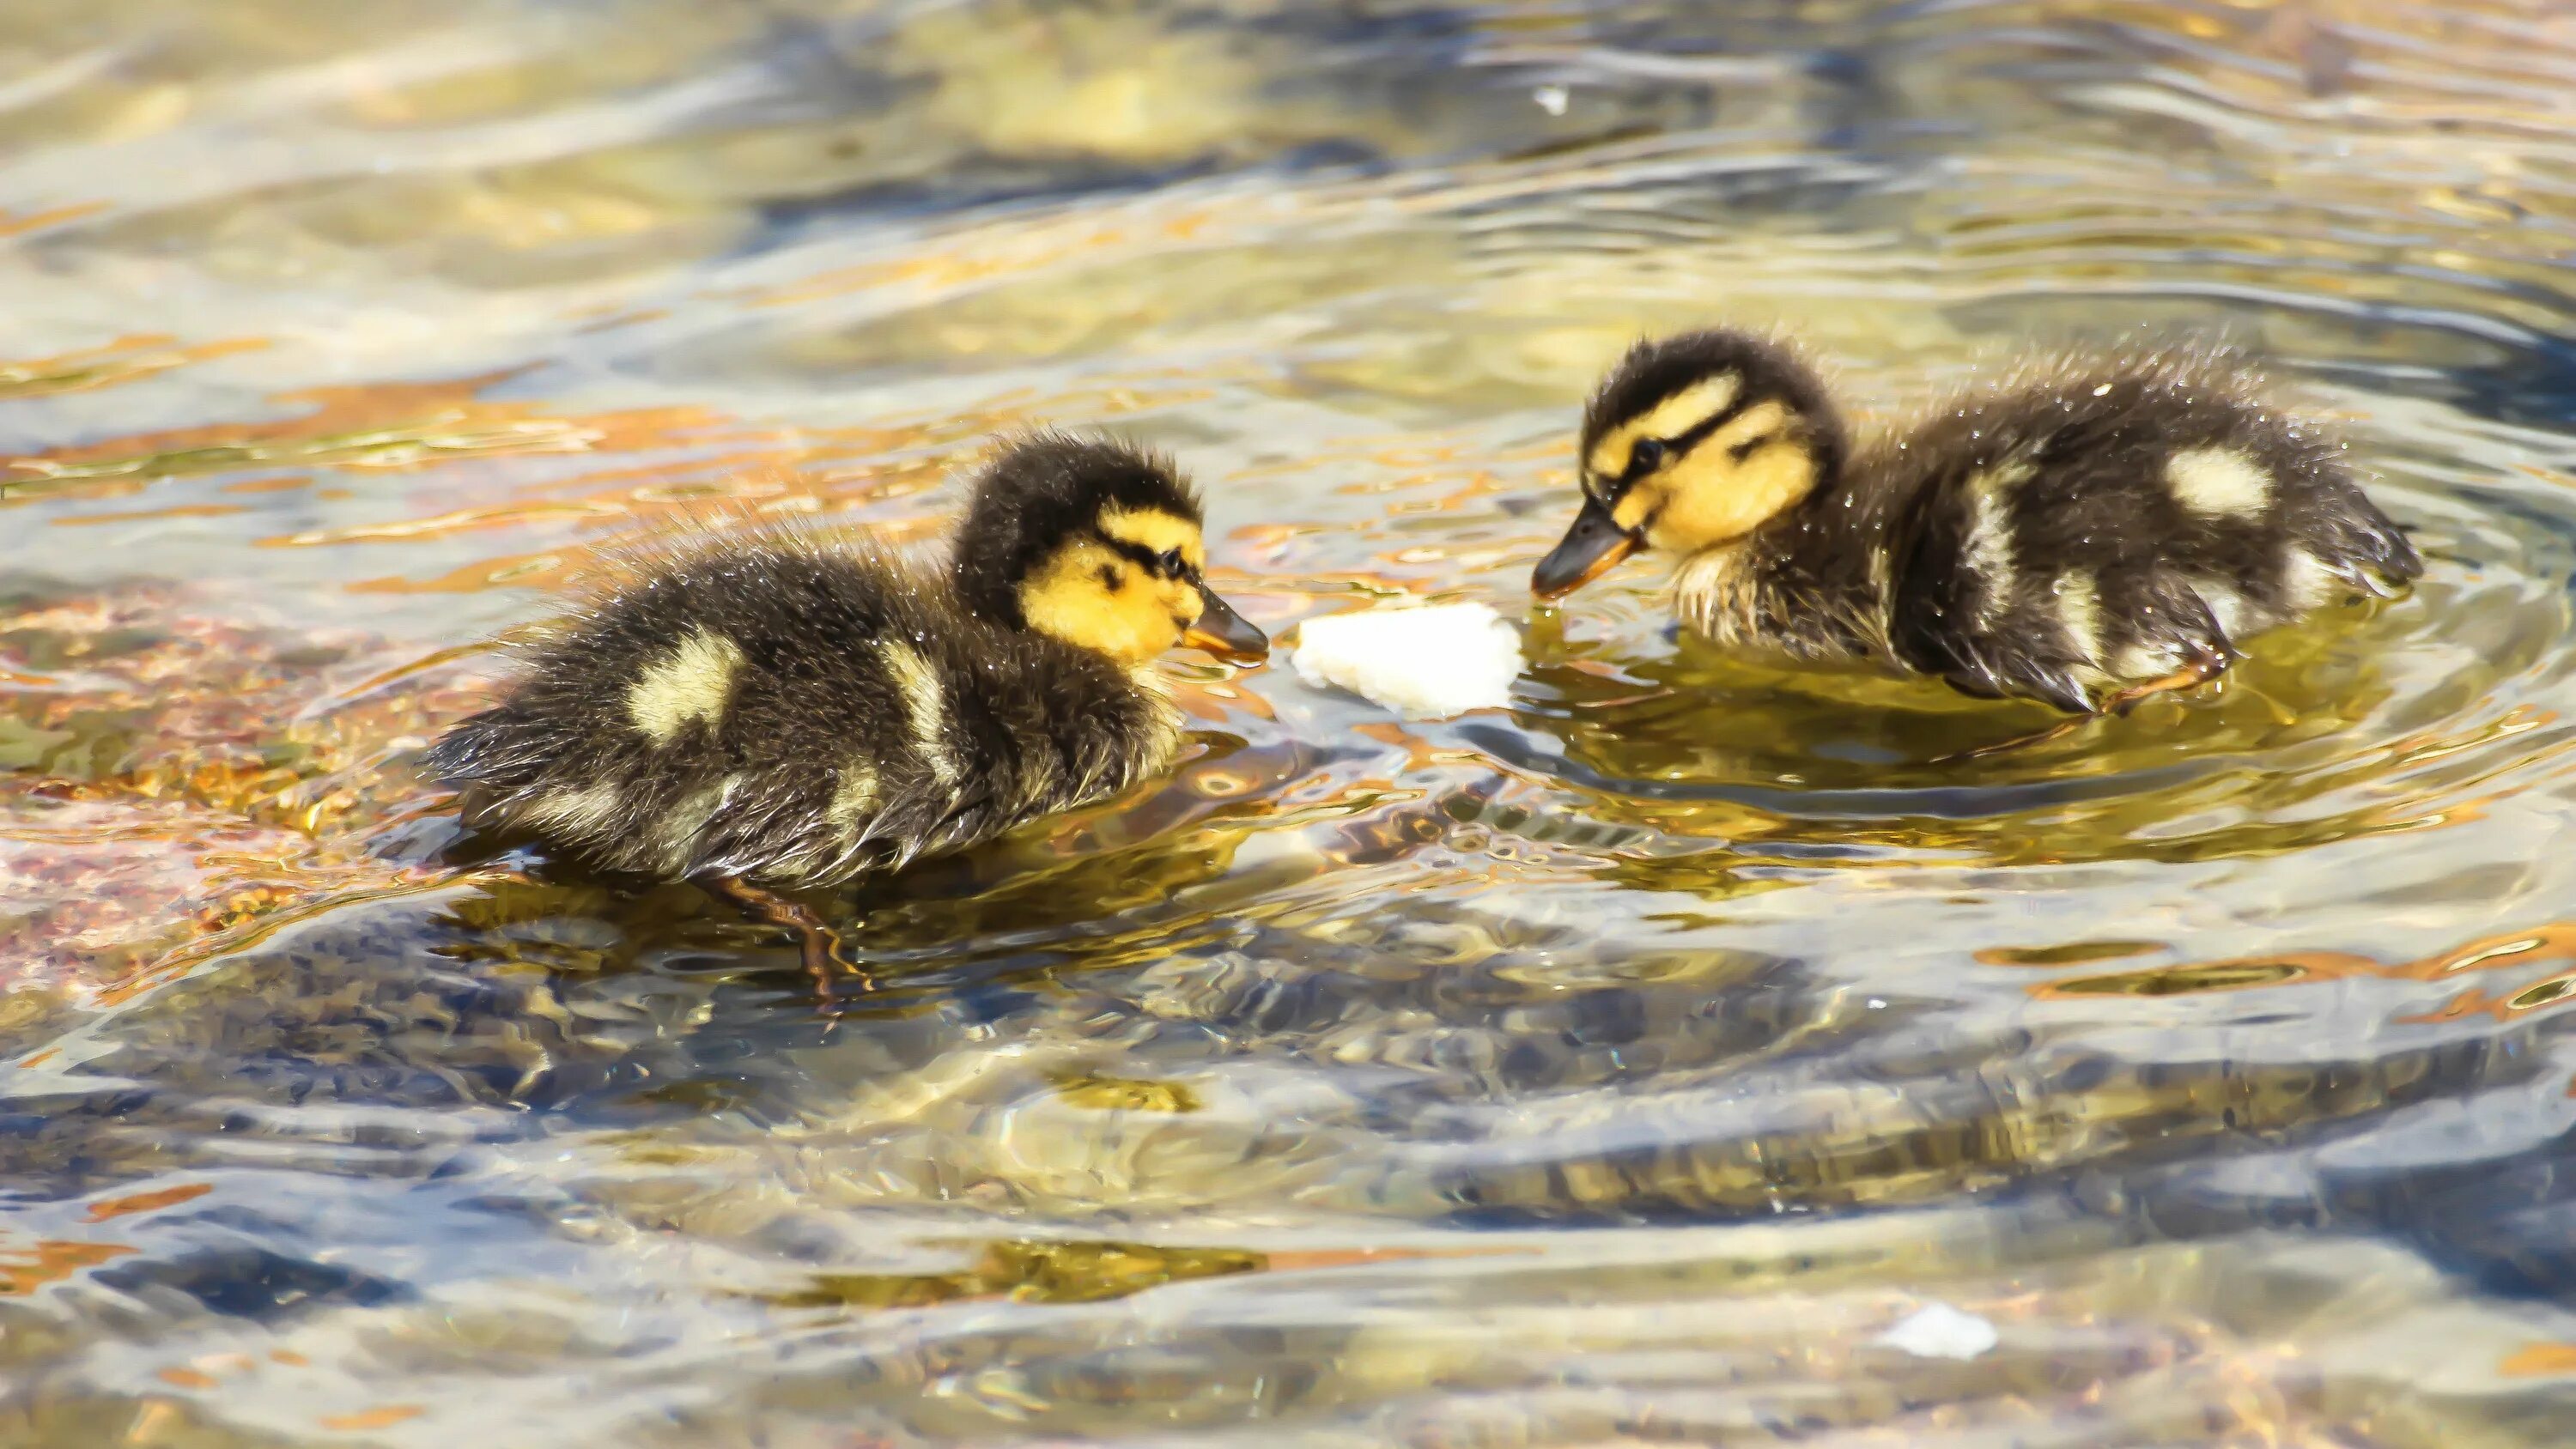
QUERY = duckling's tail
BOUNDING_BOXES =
[414,710,493,788]
[415,706,550,828]
[2306,482,2425,593]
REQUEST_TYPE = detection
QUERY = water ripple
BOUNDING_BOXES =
[9,1,2576,1445]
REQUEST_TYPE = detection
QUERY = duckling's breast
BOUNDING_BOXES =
[1670,488,1906,664]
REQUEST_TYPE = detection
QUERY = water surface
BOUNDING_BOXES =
[8,2,2576,1444]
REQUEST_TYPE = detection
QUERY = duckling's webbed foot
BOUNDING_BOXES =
[2100,641,2229,716]
[1933,638,2230,762]
[701,875,872,999]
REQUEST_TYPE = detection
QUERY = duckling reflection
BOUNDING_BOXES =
[423,433,1267,958]
[1534,329,2421,720]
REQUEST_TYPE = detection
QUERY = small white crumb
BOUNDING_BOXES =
[1291,602,1524,719]
[1534,84,1570,115]
[1873,1303,1998,1360]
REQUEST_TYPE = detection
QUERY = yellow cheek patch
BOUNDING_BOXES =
[1601,396,1793,539]
[1585,372,1743,482]
[1097,506,1206,571]
[1648,406,1819,552]
[1611,483,1659,534]
[1020,537,1191,664]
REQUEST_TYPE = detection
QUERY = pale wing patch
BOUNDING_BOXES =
[1965,458,2030,500]
[1864,538,1897,642]
[827,761,881,837]
[881,640,959,786]
[2114,641,2186,680]
[1098,506,1206,570]
[2166,446,2273,518]
[2050,572,2104,665]
[2190,575,2252,637]
[659,776,737,866]
[628,629,744,744]
[1961,462,2029,626]
[2280,546,2344,612]
[519,781,622,835]
[1586,371,1742,482]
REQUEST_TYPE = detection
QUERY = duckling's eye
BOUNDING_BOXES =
[1156,548,1185,577]
[1629,438,1669,475]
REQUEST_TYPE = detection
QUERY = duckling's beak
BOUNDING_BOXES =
[1532,495,1642,600]
[1183,584,1269,665]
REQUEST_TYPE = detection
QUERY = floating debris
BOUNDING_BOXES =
[1874,1302,2001,1360]
[1292,602,1522,718]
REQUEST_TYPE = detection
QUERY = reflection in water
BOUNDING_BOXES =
[9,0,2576,1444]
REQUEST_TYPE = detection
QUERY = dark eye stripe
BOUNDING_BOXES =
[1615,395,1763,485]
[1727,432,1777,462]
[1101,536,1196,579]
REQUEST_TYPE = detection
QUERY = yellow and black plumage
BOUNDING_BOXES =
[1533,328,2422,715]
[421,433,1267,891]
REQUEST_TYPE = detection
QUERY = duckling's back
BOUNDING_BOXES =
[1876,349,2421,712]
[421,533,1181,886]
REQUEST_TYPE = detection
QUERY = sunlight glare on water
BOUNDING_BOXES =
[7,1,2576,1444]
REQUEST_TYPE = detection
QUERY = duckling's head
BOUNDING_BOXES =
[1534,329,1846,599]
[951,433,1268,667]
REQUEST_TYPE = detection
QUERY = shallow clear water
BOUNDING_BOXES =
[7,1,2576,1444]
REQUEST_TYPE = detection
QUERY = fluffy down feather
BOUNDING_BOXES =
[421,435,1197,886]
[1554,330,2421,714]
[1880,348,2418,711]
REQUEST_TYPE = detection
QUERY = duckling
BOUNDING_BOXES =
[1532,329,2421,718]
[421,433,1268,900]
